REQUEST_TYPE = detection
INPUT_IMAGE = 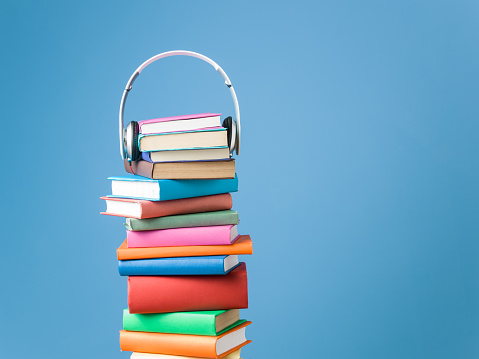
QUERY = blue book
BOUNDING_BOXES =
[118,255,240,276]
[107,174,238,201]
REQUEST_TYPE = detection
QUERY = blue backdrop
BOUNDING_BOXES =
[1,1,478,358]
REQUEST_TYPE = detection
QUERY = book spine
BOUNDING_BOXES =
[124,159,154,178]
[119,330,217,358]
[118,256,232,276]
[122,309,217,335]
[155,161,235,180]
[117,235,253,260]
[126,225,235,248]
[158,174,238,201]
[139,193,233,219]
[125,210,239,231]
[131,349,241,359]
[128,263,248,314]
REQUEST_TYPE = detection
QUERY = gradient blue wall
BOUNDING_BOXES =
[1,1,478,358]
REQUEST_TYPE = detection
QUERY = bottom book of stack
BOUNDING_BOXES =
[130,349,243,359]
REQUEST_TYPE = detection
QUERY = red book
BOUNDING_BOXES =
[101,193,232,219]
[128,263,248,314]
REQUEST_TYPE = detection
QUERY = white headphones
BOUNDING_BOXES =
[119,50,241,164]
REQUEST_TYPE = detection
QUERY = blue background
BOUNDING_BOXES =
[1,1,478,358]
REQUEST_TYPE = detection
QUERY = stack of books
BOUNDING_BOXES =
[125,113,235,180]
[102,113,253,359]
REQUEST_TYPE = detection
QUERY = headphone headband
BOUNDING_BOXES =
[119,51,241,160]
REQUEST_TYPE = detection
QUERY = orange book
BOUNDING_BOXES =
[120,321,251,358]
[117,235,253,260]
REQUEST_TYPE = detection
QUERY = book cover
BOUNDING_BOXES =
[126,225,239,248]
[123,309,245,335]
[117,235,253,260]
[128,263,248,314]
[124,159,235,180]
[108,174,238,201]
[101,194,233,219]
[118,255,240,276]
[120,321,251,358]
[125,210,239,231]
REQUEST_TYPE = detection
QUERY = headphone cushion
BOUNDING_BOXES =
[222,116,236,154]
[126,121,140,161]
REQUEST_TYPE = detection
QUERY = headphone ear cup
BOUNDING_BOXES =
[222,116,236,155]
[126,121,140,162]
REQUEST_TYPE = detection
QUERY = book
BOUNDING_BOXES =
[120,321,251,358]
[128,263,248,314]
[117,235,253,260]
[123,309,243,335]
[130,348,242,359]
[124,159,235,180]
[143,147,230,163]
[139,128,227,152]
[108,174,238,201]
[124,210,239,231]
[119,255,240,276]
[101,194,233,219]
[138,113,222,135]
[127,225,239,248]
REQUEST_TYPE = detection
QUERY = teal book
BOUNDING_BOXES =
[138,127,227,152]
[124,210,239,231]
[123,309,245,336]
[108,174,238,201]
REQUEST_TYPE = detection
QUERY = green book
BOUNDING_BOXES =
[123,309,245,336]
[124,210,239,231]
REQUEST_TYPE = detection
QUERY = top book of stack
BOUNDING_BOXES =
[139,113,222,135]
[129,113,235,180]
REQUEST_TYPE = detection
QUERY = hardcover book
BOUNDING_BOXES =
[124,159,235,180]
[124,210,239,231]
[120,321,251,358]
[130,348,242,359]
[126,225,239,248]
[101,194,233,219]
[123,309,243,335]
[117,235,253,260]
[138,113,222,134]
[118,255,240,276]
[108,174,238,201]
[128,263,248,314]
[142,147,230,163]
[138,127,227,152]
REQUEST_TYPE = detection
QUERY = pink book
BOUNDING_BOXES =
[138,113,222,135]
[127,225,240,248]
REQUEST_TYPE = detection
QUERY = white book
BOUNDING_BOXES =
[139,113,222,134]
[139,128,227,152]
[131,348,241,359]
